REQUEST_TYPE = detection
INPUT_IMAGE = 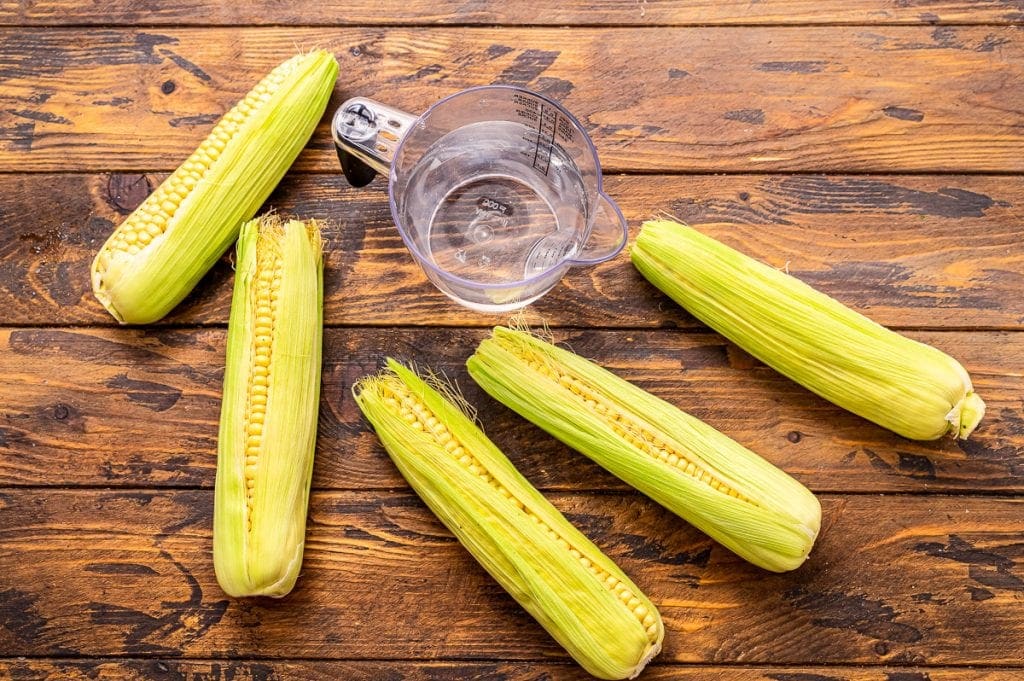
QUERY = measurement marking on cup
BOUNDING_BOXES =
[531,103,559,176]
[477,196,513,216]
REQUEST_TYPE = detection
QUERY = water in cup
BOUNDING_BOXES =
[398,120,587,285]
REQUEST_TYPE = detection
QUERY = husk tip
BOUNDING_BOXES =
[956,391,986,439]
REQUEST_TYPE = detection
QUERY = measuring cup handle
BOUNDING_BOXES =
[569,193,629,265]
[331,97,418,187]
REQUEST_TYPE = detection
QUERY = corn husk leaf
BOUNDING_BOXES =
[213,215,324,598]
[354,359,663,680]
[631,220,985,440]
[467,326,821,573]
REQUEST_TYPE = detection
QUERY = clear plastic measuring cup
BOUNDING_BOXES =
[332,86,628,312]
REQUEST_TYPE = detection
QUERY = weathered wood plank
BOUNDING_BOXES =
[3,0,1024,26]
[3,173,1022,328]
[0,490,1021,664]
[3,660,1023,681]
[1,27,1022,173]
[1,327,1020,492]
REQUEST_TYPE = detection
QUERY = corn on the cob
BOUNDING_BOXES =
[354,359,663,680]
[214,215,323,598]
[467,327,821,573]
[91,50,338,324]
[631,220,986,441]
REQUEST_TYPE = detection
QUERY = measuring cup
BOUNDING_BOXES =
[331,85,628,312]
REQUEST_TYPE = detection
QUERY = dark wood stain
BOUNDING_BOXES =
[784,586,923,643]
[158,48,212,81]
[105,373,183,412]
[105,173,153,214]
[167,112,220,128]
[493,49,560,86]
[884,105,925,122]
[724,108,765,124]
[757,60,830,73]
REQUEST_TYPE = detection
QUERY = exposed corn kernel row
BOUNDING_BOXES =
[242,242,284,530]
[93,58,299,272]
[381,380,659,641]
[521,354,751,504]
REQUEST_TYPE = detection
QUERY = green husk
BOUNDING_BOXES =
[213,215,324,598]
[631,219,985,441]
[467,326,821,573]
[91,50,338,324]
[354,359,663,680]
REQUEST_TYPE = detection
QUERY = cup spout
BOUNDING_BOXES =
[569,193,629,265]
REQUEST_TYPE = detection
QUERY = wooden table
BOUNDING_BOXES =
[1,2,1022,679]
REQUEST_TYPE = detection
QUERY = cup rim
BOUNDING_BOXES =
[386,84,616,292]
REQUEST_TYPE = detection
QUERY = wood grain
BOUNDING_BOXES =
[3,173,1022,328]
[3,1,1024,26]
[1,27,1022,173]
[0,490,1021,664]
[1,327,1020,492]
[3,660,1023,681]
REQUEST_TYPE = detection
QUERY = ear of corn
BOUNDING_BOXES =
[631,220,986,441]
[91,50,338,324]
[467,326,821,573]
[354,359,663,680]
[214,215,324,598]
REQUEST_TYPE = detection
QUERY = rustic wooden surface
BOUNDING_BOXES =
[1,2,1022,680]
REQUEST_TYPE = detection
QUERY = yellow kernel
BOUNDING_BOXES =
[627,597,640,609]
[646,624,659,638]
[569,548,581,559]
[247,423,262,436]
[252,375,268,387]
[127,245,140,255]
[249,412,264,424]
[251,384,267,396]
[246,436,260,449]
[643,613,656,627]
[252,365,268,378]
[668,454,680,466]
[633,605,648,618]
[160,200,177,213]
[580,557,592,569]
